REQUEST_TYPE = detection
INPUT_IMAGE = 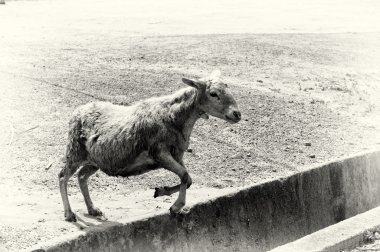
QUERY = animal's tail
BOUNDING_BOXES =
[67,114,88,163]
[58,115,88,179]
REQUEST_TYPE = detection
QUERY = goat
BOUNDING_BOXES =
[58,70,241,222]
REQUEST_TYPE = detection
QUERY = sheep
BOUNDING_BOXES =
[58,70,241,222]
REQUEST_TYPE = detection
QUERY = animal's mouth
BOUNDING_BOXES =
[225,115,240,124]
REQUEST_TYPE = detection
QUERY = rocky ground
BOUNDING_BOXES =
[1,0,380,251]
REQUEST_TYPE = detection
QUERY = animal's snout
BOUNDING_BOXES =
[233,110,241,121]
[225,109,241,123]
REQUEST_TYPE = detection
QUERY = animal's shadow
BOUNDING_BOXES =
[71,214,110,230]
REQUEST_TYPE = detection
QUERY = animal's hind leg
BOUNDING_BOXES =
[77,165,102,217]
[58,162,81,222]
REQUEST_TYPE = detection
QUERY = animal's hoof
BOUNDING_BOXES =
[154,186,169,198]
[169,205,189,217]
[180,206,190,214]
[154,187,160,198]
[88,207,103,217]
[65,212,77,222]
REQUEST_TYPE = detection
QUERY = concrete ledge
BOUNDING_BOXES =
[269,206,380,252]
[28,150,380,252]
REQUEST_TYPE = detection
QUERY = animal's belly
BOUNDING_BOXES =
[116,164,158,177]
[114,151,158,177]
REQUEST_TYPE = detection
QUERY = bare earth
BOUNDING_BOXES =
[1,0,380,251]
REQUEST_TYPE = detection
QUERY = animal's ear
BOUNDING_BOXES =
[209,70,221,80]
[182,78,203,89]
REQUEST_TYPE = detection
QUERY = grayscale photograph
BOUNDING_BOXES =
[0,0,380,251]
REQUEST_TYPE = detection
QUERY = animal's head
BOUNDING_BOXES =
[182,70,241,124]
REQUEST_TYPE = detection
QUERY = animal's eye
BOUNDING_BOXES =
[209,92,219,98]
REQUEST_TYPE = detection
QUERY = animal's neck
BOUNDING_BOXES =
[169,87,202,141]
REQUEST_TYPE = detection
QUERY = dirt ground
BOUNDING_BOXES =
[1,0,380,251]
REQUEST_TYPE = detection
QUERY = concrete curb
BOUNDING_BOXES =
[27,149,380,252]
[269,206,380,252]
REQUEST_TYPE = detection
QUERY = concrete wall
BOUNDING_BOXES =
[32,150,380,252]
[270,206,380,252]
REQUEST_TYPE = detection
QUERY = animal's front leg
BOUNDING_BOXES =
[156,149,191,215]
[154,178,192,198]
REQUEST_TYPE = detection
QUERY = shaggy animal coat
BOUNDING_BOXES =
[65,87,201,176]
